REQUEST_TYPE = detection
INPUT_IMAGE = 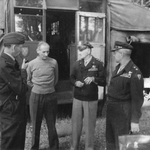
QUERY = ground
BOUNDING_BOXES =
[25,117,106,150]
[24,98,150,150]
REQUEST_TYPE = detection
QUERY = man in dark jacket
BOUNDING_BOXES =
[106,41,144,150]
[70,42,105,150]
[0,32,28,150]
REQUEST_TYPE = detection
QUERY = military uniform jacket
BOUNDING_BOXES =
[108,60,144,123]
[0,53,27,111]
[70,56,105,101]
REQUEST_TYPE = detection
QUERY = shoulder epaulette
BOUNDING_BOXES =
[133,65,139,71]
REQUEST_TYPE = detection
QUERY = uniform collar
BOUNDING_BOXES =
[4,52,15,61]
[1,52,16,65]
[79,56,94,69]
[122,60,134,73]
[113,60,134,77]
[84,55,92,66]
[80,56,94,64]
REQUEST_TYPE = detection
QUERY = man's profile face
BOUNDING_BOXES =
[78,48,90,60]
[113,49,123,63]
[37,44,49,60]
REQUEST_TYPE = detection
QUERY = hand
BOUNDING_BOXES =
[84,77,94,84]
[130,122,140,133]
[21,58,28,69]
[75,81,84,87]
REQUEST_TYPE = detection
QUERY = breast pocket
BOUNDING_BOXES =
[2,98,19,116]
[88,69,98,77]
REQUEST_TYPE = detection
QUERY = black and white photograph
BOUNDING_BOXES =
[1,0,150,150]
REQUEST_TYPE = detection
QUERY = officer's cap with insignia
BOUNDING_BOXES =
[111,41,133,52]
[3,32,25,46]
[78,42,93,51]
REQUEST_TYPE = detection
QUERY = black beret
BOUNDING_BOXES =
[111,41,133,51]
[3,32,25,46]
[78,42,93,51]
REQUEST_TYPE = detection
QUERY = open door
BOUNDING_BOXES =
[76,11,106,99]
[46,10,75,104]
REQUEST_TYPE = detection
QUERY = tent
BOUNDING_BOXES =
[107,0,150,80]
[110,0,150,31]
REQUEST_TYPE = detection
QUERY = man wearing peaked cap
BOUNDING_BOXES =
[111,41,133,51]
[70,41,105,150]
[78,41,93,51]
[106,41,144,150]
[0,32,28,150]
[3,32,25,46]
[78,42,94,61]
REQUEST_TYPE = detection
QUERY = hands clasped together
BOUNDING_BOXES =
[75,77,95,87]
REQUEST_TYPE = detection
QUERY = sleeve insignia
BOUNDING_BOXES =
[137,74,141,80]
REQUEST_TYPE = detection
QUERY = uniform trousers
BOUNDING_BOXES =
[29,92,59,150]
[0,96,27,150]
[70,98,98,150]
[106,101,131,150]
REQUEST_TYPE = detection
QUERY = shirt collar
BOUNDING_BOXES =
[84,55,92,64]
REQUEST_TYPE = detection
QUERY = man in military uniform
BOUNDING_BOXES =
[106,41,144,150]
[0,32,28,150]
[70,42,105,150]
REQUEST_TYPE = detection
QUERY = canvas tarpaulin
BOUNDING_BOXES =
[107,0,150,80]
[109,0,150,31]
[0,0,4,29]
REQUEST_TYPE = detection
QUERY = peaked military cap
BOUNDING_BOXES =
[3,32,25,46]
[78,42,93,51]
[111,41,133,51]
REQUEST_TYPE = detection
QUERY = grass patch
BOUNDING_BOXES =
[25,117,106,150]
[25,99,150,150]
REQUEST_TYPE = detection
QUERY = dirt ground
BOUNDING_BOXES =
[25,118,106,150]
[24,99,150,150]
[25,102,106,150]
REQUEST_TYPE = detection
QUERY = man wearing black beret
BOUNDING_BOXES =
[0,32,28,150]
[106,41,144,150]
[70,42,105,150]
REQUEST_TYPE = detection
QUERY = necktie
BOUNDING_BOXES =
[84,60,88,66]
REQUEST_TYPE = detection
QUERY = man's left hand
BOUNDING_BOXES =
[21,58,28,69]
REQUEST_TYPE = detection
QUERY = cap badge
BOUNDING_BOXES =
[115,45,123,49]
[137,74,141,80]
